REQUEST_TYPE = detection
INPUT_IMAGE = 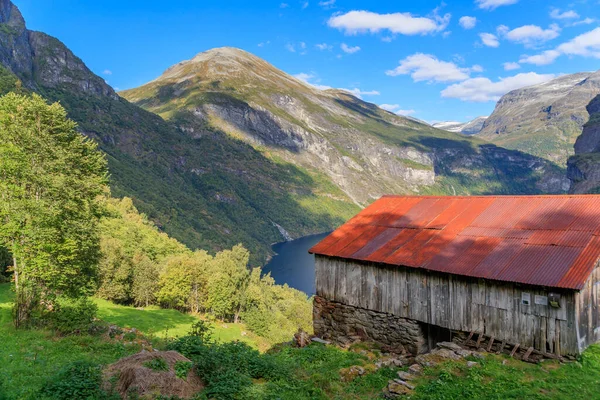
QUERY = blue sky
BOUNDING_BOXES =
[13,0,600,122]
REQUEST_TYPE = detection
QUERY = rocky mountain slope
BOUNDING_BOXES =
[0,0,360,263]
[122,47,568,200]
[568,94,600,193]
[477,72,600,166]
[433,117,487,135]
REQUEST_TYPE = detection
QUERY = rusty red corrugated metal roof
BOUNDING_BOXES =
[309,195,600,290]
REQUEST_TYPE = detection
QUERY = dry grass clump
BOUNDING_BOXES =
[103,350,203,399]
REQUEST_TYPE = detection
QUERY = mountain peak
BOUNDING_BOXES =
[159,46,273,82]
[0,0,24,28]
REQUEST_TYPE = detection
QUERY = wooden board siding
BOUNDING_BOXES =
[315,255,579,355]
[576,262,600,352]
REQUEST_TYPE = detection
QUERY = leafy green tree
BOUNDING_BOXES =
[156,251,210,311]
[0,93,108,326]
[97,237,133,303]
[206,245,250,321]
[131,253,158,307]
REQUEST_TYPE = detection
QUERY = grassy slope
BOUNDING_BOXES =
[94,297,268,348]
[3,284,600,399]
[412,348,600,399]
[0,284,263,399]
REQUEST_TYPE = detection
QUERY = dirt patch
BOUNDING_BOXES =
[103,350,203,399]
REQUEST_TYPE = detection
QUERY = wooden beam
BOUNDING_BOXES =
[496,340,506,355]
[476,333,484,348]
[487,336,495,352]
[510,343,520,358]
[523,347,534,361]
[465,331,474,345]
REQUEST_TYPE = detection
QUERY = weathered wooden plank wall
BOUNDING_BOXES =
[577,263,600,352]
[315,255,579,355]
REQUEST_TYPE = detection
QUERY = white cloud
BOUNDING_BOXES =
[319,0,335,8]
[301,1,309,9]
[496,25,509,35]
[285,43,296,52]
[280,2,289,8]
[379,104,415,116]
[476,0,518,10]
[519,49,561,65]
[396,109,416,116]
[315,43,332,50]
[340,88,380,98]
[519,27,600,66]
[571,18,595,26]
[294,72,313,81]
[294,73,378,97]
[550,8,579,20]
[471,64,484,72]
[480,32,500,47]
[386,53,472,82]
[503,61,521,70]
[293,73,332,90]
[103,69,112,75]
[557,27,600,57]
[441,72,555,102]
[257,41,270,47]
[341,43,361,54]
[327,10,450,36]
[379,104,400,111]
[504,24,560,47]
[459,16,477,29]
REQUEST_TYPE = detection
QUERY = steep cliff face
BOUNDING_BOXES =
[122,47,568,199]
[568,95,600,193]
[478,72,600,166]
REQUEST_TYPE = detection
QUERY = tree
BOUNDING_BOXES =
[156,251,210,311]
[131,253,158,307]
[205,245,250,321]
[0,93,107,326]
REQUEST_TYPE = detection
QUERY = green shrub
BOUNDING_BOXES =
[40,360,116,400]
[174,361,193,380]
[143,357,169,371]
[47,297,99,335]
[169,333,290,399]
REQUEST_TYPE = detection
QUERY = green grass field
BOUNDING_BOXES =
[3,282,600,399]
[0,284,265,399]
[94,297,264,346]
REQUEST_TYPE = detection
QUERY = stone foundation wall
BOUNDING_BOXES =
[313,296,428,355]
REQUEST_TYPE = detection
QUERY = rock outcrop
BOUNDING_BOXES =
[568,95,600,193]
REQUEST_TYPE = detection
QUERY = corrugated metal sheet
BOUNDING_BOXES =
[310,195,600,290]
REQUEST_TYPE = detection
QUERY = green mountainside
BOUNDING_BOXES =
[477,72,600,166]
[122,47,568,201]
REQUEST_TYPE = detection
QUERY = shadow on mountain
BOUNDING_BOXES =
[413,137,566,195]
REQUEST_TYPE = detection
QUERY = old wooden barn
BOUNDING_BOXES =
[310,195,600,356]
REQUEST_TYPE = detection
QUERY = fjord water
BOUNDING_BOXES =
[262,232,330,295]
